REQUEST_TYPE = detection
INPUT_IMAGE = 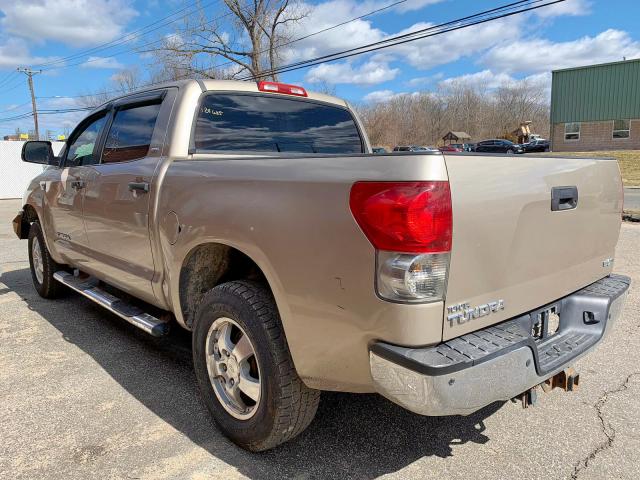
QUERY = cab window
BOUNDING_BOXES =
[102,102,162,164]
[65,114,108,167]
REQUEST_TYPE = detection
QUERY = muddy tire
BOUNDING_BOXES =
[192,280,320,451]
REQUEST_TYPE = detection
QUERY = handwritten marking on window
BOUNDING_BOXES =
[202,107,224,117]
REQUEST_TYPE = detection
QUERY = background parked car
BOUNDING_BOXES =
[474,139,524,154]
[521,139,550,152]
[393,145,439,152]
[451,143,474,152]
[372,147,387,153]
[439,145,463,152]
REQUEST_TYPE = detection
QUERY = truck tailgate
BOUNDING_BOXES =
[442,154,623,340]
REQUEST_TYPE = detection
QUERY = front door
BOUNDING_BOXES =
[44,112,108,266]
[81,96,165,303]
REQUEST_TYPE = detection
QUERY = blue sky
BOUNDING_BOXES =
[0,0,638,136]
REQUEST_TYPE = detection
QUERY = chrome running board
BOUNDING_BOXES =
[53,271,170,337]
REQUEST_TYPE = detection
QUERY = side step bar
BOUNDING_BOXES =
[53,271,170,337]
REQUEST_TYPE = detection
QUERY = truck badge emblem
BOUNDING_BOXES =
[447,300,505,327]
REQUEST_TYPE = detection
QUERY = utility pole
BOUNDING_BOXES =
[17,67,42,140]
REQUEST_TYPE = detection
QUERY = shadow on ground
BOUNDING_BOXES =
[2,267,503,479]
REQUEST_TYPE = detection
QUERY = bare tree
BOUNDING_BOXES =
[110,67,144,93]
[357,81,550,149]
[149,0,306,81]
[313,80,337,96]
[77,67,144,108]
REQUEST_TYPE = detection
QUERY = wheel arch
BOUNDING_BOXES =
[17,203,39,239]
[177,242,279,330]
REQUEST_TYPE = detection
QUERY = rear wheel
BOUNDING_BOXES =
[28,222,66,299]
[192,280,320,451]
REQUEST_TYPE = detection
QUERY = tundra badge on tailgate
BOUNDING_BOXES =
[447,300,505,327]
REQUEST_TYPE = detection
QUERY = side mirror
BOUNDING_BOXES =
[21,141,57,166]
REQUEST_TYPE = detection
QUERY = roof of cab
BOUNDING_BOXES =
[95,79,348,111]
[198,79,348,108]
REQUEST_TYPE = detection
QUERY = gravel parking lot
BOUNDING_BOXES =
[1,198,639,480]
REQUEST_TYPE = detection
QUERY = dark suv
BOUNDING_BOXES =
[475,139,524,154]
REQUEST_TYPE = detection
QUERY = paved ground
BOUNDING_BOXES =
[625,188,640,211]
[1,198,639,480]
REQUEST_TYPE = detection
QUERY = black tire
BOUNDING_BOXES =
[507,149,515,155]
[192,280,320,451]
[28,222,66,299]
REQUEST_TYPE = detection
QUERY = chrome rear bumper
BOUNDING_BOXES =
[370,275,630,416]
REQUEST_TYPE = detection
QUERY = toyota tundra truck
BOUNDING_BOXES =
[13,79,630,451]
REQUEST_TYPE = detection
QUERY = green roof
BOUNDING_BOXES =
[550,58,640,123]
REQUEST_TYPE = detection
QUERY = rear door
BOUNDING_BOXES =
[475,141,492,153]
[80,90,172,303]
[495,141,509,153]
[442,154,623,340]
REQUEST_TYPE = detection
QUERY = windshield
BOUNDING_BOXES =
[194,93,364,154]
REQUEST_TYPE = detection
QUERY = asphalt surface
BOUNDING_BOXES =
[625,188,640,211]
[1,198,639,480]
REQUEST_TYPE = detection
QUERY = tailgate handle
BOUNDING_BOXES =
[551,186,578,211]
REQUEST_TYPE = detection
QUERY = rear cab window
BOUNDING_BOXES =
[193,93,364,154]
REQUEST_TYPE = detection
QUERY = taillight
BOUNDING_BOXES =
[349,181,452,253]
[350,181,452,303]
[257,81,308,97]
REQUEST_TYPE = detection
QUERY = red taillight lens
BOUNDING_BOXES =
[257,81,308,97]
[349,181,452,254]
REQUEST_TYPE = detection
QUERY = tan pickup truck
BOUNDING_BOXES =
[13,79,630,451]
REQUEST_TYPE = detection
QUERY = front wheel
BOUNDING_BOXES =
[506,149,515,155]
[192,280,320,451]
[28,222,66,299]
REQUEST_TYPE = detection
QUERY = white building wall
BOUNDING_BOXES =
[0,141,65,199]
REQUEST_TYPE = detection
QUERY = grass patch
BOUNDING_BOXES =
[544,150,640,186]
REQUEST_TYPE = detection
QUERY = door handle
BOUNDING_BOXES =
[71,180,85,190]
[551,186,578,211]
[128,181,150,193]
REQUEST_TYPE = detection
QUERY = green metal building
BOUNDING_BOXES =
[550,58,640,151]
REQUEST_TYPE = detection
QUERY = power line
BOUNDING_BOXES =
[207,0,410,72]
[14,0,564,110]
[0,112,34,123]
[0,100,33,112]
[0,71,19,89]
[42,0,403,74]
[239,0,550,81]
[37,0,413,96]
[0,107,93,123]
[42,5,255,73]
[33,0,221,70]
[75,0,544,84]
[79,0,407,73]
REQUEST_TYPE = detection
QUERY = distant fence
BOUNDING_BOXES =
[0,141,64,199]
